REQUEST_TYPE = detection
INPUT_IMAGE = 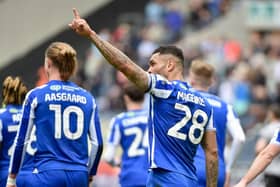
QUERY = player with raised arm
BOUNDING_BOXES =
[0,76,27,187]
[234,128,280,187]
[189,60,246,187]
[69,8,218,187]
[104,83,148,187]
[6,42,103,187]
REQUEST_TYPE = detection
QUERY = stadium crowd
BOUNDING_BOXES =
[75,0,234,113]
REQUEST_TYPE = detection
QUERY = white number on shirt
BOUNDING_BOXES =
[26,126,37,155]
[7,125,19,156]
[124,127,148,157]
[49,104,84,140]
[167,103,208,144]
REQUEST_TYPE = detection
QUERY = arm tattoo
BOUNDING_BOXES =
[207,159,218,187]
[89,32,149,91]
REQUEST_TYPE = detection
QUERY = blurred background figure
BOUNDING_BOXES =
[254,104,280,187]
[0,76,27,187]
[103,83,148,187]
[234,128,280,187]
[189,59,246,187]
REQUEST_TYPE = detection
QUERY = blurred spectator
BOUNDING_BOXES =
[218,65,236,105]
[145,0,166,25]
[207,0,222,18]
[189,0,213,30]
[223,39,242,64]
[84,28,111,96]
[136,26,159,68]
[163,1,184,43]
[248,31,266,55]
[232,63,251,117]
[273,83,280,105]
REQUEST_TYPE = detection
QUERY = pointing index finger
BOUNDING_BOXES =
[72,8,80,19]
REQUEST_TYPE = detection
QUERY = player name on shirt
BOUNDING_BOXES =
[45,92,87,104]
[177,91,205,106]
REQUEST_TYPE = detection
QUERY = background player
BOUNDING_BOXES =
[6,42,103,187]
[188,59,246,187]
[234,128,280,187]
[69,8,218,187]
[254,104,280,187]
[0,76,27,187]
[104,83,149,187]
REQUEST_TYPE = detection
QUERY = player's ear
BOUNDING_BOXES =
[45,58,52,68]
[167,59,175,72]
[210,76,216,87]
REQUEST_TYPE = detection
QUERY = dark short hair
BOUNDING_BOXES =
[123,83,145,102]
[152,45,184,64]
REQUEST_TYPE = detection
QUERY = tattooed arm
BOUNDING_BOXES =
[69,8,149,91]
[201,130,218,187]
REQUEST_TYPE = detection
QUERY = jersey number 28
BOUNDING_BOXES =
[167,103,208,144]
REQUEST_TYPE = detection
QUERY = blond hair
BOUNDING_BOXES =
[189,59,215,87]
[45,42,77,81]
[2,76,28,105]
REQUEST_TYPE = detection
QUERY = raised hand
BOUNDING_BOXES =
[69,8,94,37]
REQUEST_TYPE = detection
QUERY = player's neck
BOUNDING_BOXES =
[168,73,184,81]
[48,74,62,81]
[126,102,143,111]
[47,68,62,81]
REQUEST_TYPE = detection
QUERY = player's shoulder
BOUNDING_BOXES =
[150,73,168,82]
[62,81,95,99]
[260,122,280,135]
[109,112,126,128]
[111,111,136,124]
[189,87,210,104]
[26,84,49,99]
[151,74,173,87]
[270,128,280,144]
[175,80,191,90]
[32,84,48,93]
[0,107,17,122]
[200,92,226,108]
[0,108,7,114]
[65,82,94,98]
[114,112,127,121]
[0,108,8,118]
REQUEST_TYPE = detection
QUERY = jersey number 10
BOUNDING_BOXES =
[49,104,84,140]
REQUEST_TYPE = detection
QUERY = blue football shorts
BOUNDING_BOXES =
[17,170,88,187]
[147,168,198,187]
